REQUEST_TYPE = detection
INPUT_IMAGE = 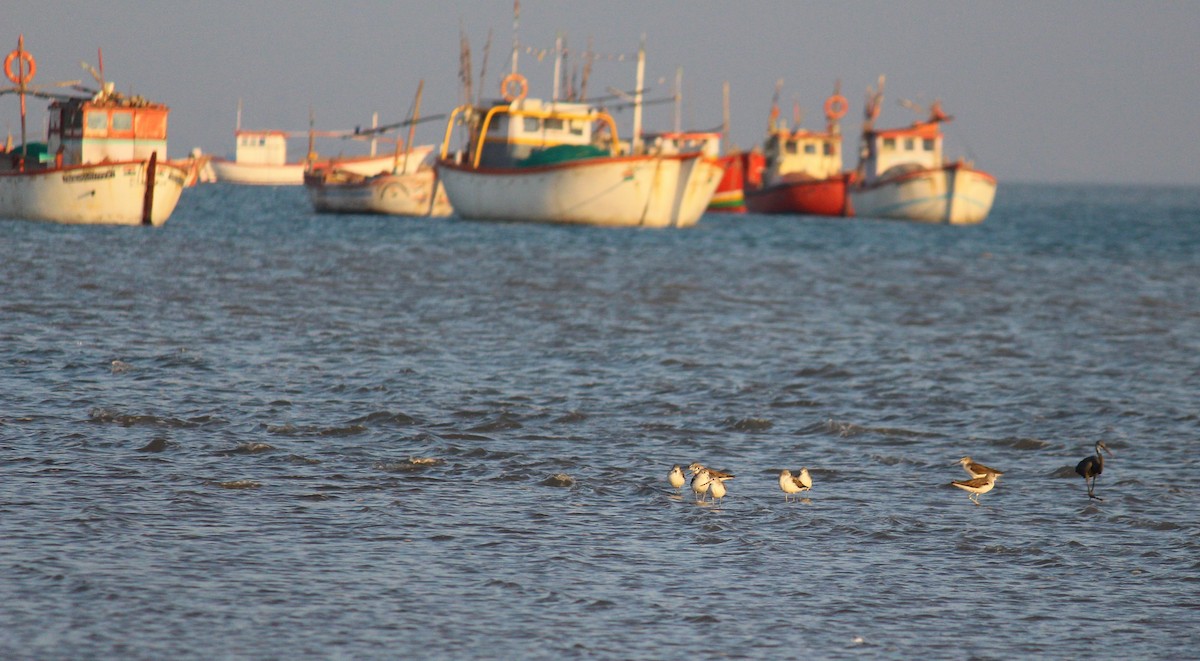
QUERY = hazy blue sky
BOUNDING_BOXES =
[5,1,1198,185]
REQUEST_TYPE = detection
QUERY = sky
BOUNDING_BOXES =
[4,1,1198,186]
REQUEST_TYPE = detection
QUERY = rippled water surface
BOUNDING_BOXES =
[2,183,1198,659]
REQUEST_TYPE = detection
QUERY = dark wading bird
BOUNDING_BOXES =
[1076,441,1113,500]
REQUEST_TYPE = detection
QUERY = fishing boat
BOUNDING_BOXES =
[436,39,724,229]
[0,36,186,225]
[303,82,451,217]
[209,129,401,186]
[744,84,853,217]
[847,77,996,224]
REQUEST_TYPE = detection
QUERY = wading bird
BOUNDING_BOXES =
[779,468,812,502]
[955,456,1004,479]
[951,472,998,505]
[1076,441,1113,500]
[668,465,685,493]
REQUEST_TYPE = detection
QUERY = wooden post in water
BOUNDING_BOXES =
[141,151,158,226]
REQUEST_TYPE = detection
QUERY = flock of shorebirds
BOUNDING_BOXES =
[669,441,1115,506]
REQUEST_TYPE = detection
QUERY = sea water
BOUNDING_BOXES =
[1,183,1198,659]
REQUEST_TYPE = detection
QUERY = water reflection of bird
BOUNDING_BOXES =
[1076,441,1113,501]
[956,456,1003,479]
[951,472,998,505]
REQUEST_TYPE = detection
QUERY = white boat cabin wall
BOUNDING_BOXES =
[860,124,942,182]
[472,98,601,167]
[232,130,290,166]
[764,132,842,181]
[46,95,169,167]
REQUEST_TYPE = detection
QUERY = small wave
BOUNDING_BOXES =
[347,411,418,426]
[88,408,218,429]
[552,411,588,423]
[215,480,261,489]
[136,438,169,452]
[218,442,275,455]
[722,417,773,432]
[266,423,367,437]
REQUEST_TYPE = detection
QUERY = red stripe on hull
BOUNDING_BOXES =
[745,175,850,217]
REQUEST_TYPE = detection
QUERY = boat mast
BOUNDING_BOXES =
[510,0,519,76]
[632,36,645,154]
[400,80,424,175]
[552,32,563,101]
[673,66,682,133]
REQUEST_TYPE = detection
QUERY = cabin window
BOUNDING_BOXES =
[904,138,914,150]
[87,112,108,131]
[569,120,585,136]
[523,117,541,132]
[882,137,895,150]
[785,142,798,154]
[923,138,935,151]
[824,142,835,156]
[112,111,133,131]
[544,118,564,132]
[804,143,816,154]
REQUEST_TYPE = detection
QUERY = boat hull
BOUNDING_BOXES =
[0,160,187,225]
[745,174,850,217]
[849,164,996,224]
[305,170,452,217]
[707,153,746,213]
[438,153,724,228]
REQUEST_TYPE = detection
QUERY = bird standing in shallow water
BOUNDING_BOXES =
[951,472,998,505]
[687,463,712,501]
[668,465,685,493]
[956,456,1004,479]
[779,468,812,502]
[1076,441,1113,500]
[709,476,727,506]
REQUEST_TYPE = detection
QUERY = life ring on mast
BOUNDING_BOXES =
[824,94,848,120]
[501,73,528,102]
[4,49,36,84]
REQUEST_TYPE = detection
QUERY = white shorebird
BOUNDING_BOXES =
[779,468,813,502]
[687,464,712,501]
[709,475,727,505]
[1076,440,1113,501]
[951,472,999,505]
[668,465,685,493]
[956,456,1004,479]
[687,463,734,503]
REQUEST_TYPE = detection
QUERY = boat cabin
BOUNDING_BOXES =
[460,98,618,168]
[761,129,842,183]
[230,130,290,166]
[46,95,169,167]
[645,132,721,158]
[859,121,943,182]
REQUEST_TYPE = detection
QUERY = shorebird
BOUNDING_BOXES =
[687,463,734,503]
[668,465,685,493]
[1076,440,1113,500]
[951,471,998,505]
[709,476,727,505]
[687,464,712,501]
[956,456,1004,479]
[779,468,812,502]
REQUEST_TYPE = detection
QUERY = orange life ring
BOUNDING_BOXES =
[824,94,848,121]
[4,48,36,85]
[501,73,528,102]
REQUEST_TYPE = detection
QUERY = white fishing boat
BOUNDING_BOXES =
[0,36,186,226]
[437,41,723,228]
[848,77,995,224]
[209,129,401,186]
